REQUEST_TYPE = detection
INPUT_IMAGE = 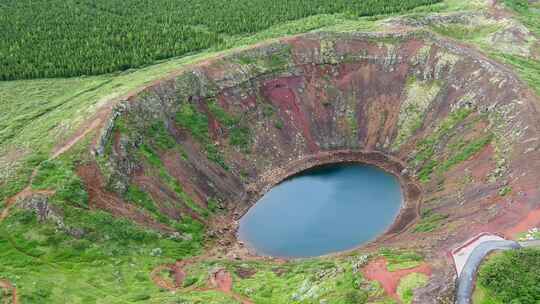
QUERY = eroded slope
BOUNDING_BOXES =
[93,31,540,258]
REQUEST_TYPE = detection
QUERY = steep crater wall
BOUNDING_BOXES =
[87,31,540,253]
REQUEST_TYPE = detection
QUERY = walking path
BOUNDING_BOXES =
[451,233,505,278]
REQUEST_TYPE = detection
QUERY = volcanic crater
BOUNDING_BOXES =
[86,30,540,261]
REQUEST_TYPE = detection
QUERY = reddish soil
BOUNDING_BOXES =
[150,264,179,291]
[209,269,233,293]
[151,261,254,304]
[504,207,540,238]
[2,186,54,222]
[150,260,192,291]
[76,162,175,233]
[0,279,17,304]
[362,258,432,301]
[208,269,253,304]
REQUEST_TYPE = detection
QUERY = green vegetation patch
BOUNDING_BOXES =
[32,159,88,209]
[503,0,540,36]
[431,22,502,44]
[137,143,212,219]
[412,209,448,233]
[492,54,540,96]
[208,100,252,151]
[125,185,159,216]
[0,189,204,303]
[393,78,441,149]
[145,122,176,151]
[476,248,540,304]
[228,255,389,304]
[175,103,210,143]
[412,107,492,182]
[517,228,540,242]
[396,273,429,304]
[174,102,229,169]
[436,134,493,173]
[379,248,424,271]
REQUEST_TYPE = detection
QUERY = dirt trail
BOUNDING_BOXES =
[1,169,54,304]
[150,260,189,290]
[150,261,253,304]
[1,187,55,222]
[0,279,17,304]
[362,258,432,302]
[208,269,253,304]
[51,118,103,159]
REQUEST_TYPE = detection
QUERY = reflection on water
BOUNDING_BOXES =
[238,164,403,258]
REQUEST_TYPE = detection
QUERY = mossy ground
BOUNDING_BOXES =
[396,273,428,304]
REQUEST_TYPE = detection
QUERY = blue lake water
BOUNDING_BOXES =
[238,164,403,258]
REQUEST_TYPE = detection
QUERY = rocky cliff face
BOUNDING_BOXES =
[86,30,540,255]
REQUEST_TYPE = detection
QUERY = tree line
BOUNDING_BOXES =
[0,0,440,80]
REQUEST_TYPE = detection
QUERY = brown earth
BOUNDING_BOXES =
[1,187,53,222]
[208,269,254,304]
[151,261,254,304]
[504,207,540,238]
[0,279,17,304]
[362,258,432,301]
[76,162,175,233]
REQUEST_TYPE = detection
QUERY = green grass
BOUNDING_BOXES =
[208,100,252,151]
[0,206,203,303]
[498,186,512,197]
[516,227,540,241]
[476,248,540,304]
[137,143,211,219]
[146,122,177,151]
[31,159,89,209]
[472,284,503,304]
[412,111,492,183]
[175,103,210,143]
[503,0,540,36]
[437,134,493,174]
[396,273,429,304]
[228,255,390,304]
[125,185,159,215]
[174,102,232,168]
[492,54,540,96]
[413,107,475,182]
[379,249,424,271]
[430,23,502,45]
[412,210,448,233]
